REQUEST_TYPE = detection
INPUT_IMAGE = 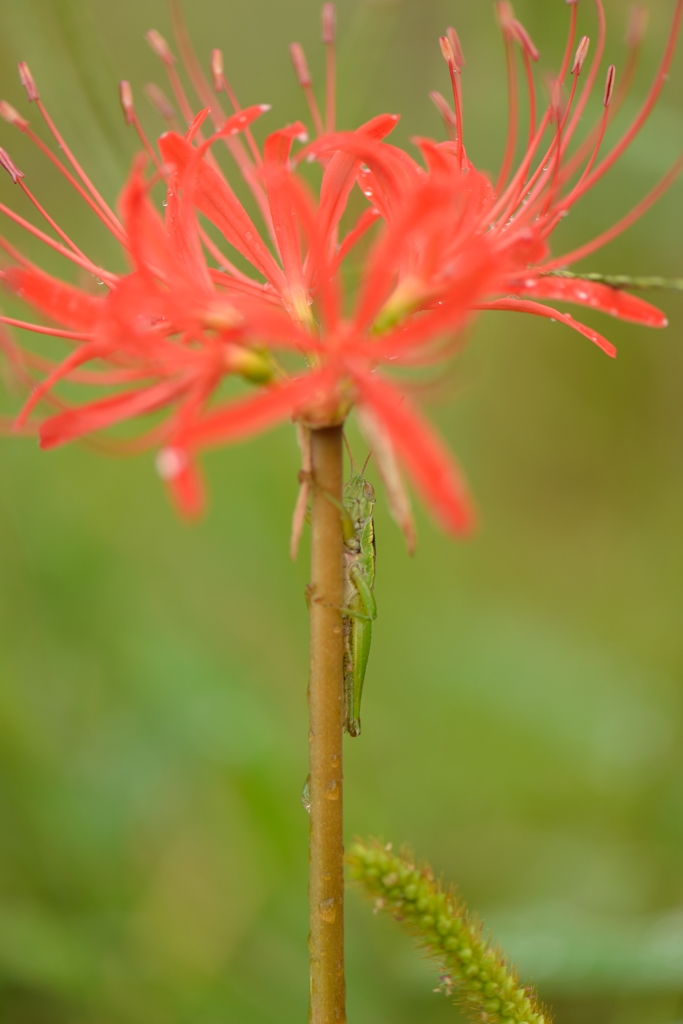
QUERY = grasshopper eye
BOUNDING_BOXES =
[363,481,375,501]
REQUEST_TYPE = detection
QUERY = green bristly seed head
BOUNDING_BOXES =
[346,840,551,1024]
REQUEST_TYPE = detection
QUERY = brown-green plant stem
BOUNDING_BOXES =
[308,425,346,1024]
[347,839,550,1024]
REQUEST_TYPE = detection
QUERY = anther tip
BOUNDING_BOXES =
[603,65,616,107]
[210,48,223,92]
[322,3,336,44]
[439,35,459,72]
[0,100,29,130]
[289,42,312,87]
[145,29,175,65]
[17,62,39,102]
[0,146,25,183]
[571,35,590,75]
[446,26,465,67]
[119,80,135,125]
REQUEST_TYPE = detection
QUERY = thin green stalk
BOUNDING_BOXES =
[347,839,550,1024]
[546,270,683,291]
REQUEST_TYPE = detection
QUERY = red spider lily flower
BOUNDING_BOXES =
[0,2,681,546]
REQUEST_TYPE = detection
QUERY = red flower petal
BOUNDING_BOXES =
[478,297,618,357]
[39,377,191,449]
[158,132,287,293]
[263,123,309,304]
[166,454,205,518]
[509,275,668,327]
[5,267,103,331]
[315,114,399,244]
[119,156,175,281]
[178,369,340,452]
[352,371,475,535]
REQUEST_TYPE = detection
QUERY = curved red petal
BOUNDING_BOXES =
[263,123,309,301]
[167,456,205,518]
[179,369,339,452]
[509,275,668,327]
[352,371,475,535]
[39,377,190,449]
[479,297,618,357]
[158,132,287,292]
[315,114,400,244]
[5,267,103,331]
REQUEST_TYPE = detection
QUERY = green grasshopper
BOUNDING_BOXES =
[341,468,377,737]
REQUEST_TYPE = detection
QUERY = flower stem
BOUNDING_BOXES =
[308,424,346,1024]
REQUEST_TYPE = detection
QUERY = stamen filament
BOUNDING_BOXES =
[17,179,92,264]
[290,43,325,136]
[30,92,124,237]
[323,3,336,133]
[542,151,683,270]
[578,0,683,194]
[0,204,116,282]
[119,81,165,173]
[210,53,263,166]
[0,314,90,340]
[439,36,464,169]
[495,32,520,194]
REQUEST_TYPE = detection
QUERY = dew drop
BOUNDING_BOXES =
[325,780,339,801]
[301,774,311,814]
[319,898,336,923]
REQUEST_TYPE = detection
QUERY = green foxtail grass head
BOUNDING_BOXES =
[347,839,551,1024]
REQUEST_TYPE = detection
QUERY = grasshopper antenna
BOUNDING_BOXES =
[343,430,357,474]
[361,450,373,475]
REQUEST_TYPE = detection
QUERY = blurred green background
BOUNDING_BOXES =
[1,0,682,1022]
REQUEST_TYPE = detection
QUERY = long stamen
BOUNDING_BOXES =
[0,101,128,245]
[290,43,325,136]
[144,82,179,129]
[0,314,89,340]
[538,36,590,214]
[487,1,578,223]
[495,5,520,194]
[439,35,464,169]
[147,26,276,245]
[546,64,615,229]
[542,149,683,271]
[322,3,336,133]
[146,30,194,124]
[16,177,95,264]
[496,28,586,229]
[0,195,116,283]
[429,90,457,141]
[17,63,125,238]
[520,46,537,146]
[167,1,227,129]
[559,1,606,157]
[578,0,683,194]
[562,4,648,181]
[167,2,269,190]
[119,81,165,173]
[210,50,262,166]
